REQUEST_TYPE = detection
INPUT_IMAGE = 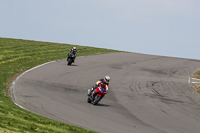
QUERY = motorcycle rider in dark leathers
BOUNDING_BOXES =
[67,47,77,63]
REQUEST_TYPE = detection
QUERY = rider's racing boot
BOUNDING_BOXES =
[88,88,94,96]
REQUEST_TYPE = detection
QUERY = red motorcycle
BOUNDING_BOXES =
[87,85,107,105]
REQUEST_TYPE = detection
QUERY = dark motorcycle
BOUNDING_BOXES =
[87,87,107,105]
[67,52,75,65]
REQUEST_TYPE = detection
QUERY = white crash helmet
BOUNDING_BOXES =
[73,47,76,51]
[104,75,110,83]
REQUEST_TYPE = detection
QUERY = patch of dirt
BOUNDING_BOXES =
[192,83,200,93]
[191,70,200,94]
[7,72,23,96]
[192,70,200,79]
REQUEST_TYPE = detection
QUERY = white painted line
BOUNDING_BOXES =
[190,78,200,83]
[10,60,56,110]
[191,82,200,84]
[14,102,26,110]
[191,78,200,80]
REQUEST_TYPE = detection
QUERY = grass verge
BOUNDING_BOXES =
[192,70,200,94]
[0,37,121,133]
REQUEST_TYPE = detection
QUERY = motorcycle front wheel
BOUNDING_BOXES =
[67,58,72,65]
[87,97,92,103]
[93,95,102,105]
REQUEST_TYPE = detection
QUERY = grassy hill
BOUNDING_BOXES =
[0,37,120,133]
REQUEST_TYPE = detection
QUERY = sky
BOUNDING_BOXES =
[0,0,200,60]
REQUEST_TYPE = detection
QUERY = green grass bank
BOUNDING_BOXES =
[0,37,121,133]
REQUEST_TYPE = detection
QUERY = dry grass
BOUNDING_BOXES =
[192,70,200,79]
[191,70,200,94]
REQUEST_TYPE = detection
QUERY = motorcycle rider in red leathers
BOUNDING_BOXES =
[91,83,107,100]
[89,75,110,98]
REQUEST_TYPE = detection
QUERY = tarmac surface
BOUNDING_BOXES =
[12,52,200,133]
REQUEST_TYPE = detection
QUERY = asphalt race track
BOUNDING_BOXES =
[12,52,200,133]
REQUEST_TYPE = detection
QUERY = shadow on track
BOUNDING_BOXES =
[67,64,78,66]
[94,103,110,107]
